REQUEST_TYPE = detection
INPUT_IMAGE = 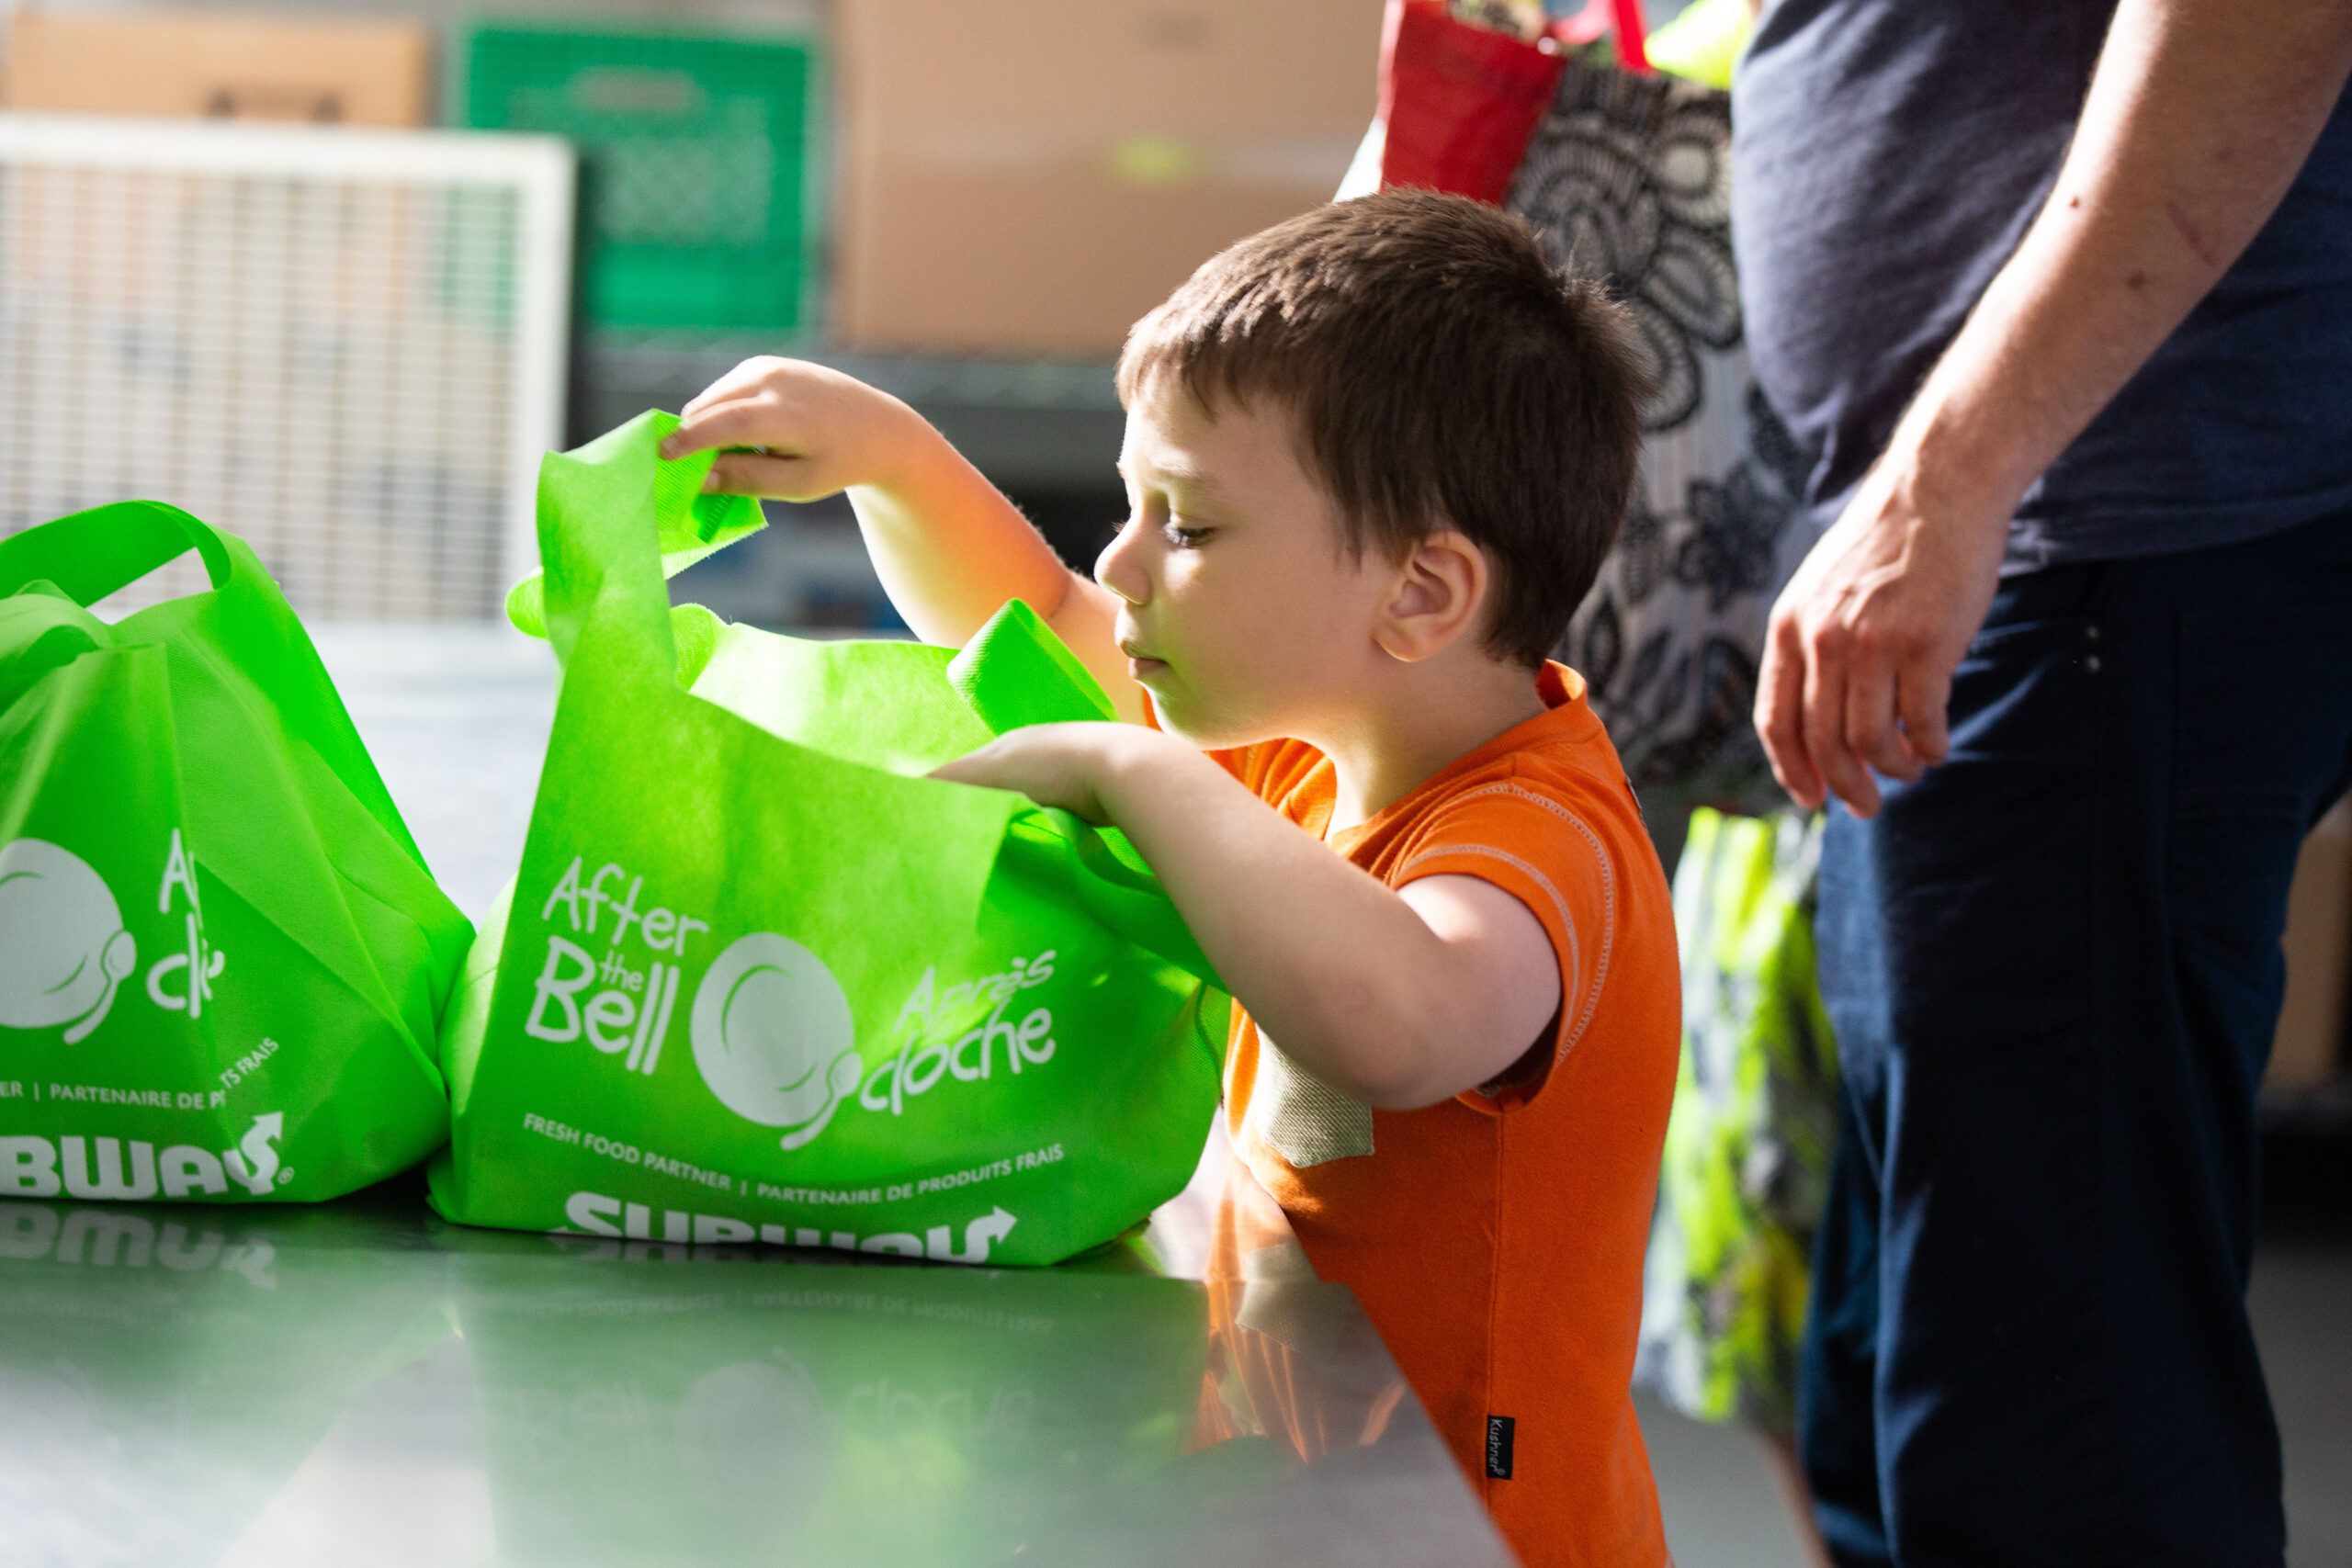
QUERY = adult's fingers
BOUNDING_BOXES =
[1803,633,1881,818]
[1845,650,1925,785]
[1896,651,1955,769]
[704,451,831,502]
[1756,614,1826,810]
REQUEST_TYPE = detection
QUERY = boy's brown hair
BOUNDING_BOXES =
[1117,187,1647,668]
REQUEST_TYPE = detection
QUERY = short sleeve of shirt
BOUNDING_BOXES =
[1389,775,1621,1115]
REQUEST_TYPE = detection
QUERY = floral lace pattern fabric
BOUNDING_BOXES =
[1509,62,1819,794]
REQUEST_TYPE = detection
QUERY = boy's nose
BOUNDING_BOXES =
[1094,518,1152,606]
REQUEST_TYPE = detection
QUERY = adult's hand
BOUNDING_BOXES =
[1755,460,2011,817]
[1750,0,2352,818]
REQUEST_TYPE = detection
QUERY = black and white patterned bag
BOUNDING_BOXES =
[1509,62,1816,795]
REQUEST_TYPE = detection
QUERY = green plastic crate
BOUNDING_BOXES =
[458,24,822,334]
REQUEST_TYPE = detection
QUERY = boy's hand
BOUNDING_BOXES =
[659,358,1118,668]
[660,357,929,502]
[931,722,1159,824]
[936,724,1561,1111]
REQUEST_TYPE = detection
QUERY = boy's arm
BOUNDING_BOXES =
[933,724,1565,1111]
[661,358,1144,718]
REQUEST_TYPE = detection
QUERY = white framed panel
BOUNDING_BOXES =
[0,113,572,618]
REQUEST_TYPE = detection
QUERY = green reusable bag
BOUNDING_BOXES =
[0,503,471,1202]
[428,412,1228,1265]
[1635,808,1838,1431]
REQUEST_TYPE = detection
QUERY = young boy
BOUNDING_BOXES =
[663,188,1679,1568]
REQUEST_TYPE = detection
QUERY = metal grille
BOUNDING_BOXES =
[0,113,571,619]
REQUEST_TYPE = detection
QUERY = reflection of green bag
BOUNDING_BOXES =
[428,412,1227,1266]
[1634,808,1837,1431]
[0,504,471,1203]
[0,1196,452,1562]
[445,1233,1204,1566]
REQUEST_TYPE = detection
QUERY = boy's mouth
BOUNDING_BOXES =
[1119,640,1168,679]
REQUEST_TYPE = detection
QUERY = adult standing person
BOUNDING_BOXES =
[1732,1,2352,1563]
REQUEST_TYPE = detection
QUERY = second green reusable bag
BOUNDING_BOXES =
[428,412,1228,1265]
[0,502,470,1202]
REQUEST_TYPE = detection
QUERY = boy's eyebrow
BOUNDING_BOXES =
[1115,458,1227,503]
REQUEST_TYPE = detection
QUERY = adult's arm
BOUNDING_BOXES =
[1755,0,2352,817]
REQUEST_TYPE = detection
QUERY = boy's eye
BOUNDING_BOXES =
[1163,523,1212,547]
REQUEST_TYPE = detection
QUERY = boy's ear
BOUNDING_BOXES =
[1373,530,1489,663]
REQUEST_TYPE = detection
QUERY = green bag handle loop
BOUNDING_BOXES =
[0,499,237,607]
[947,600,1119,731]
[0,496,432,873]
[0,586,111,708]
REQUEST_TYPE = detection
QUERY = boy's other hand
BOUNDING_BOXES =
[660,357,926,503]
[930,722,1150,824]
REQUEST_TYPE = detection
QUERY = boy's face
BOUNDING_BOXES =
[1097,375,1398,749]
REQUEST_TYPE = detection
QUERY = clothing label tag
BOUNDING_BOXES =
[1486,1415,1515,1479]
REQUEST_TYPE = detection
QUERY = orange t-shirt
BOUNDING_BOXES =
[1204,662,1679,1568]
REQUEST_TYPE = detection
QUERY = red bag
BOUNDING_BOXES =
[1375,0,1648,204]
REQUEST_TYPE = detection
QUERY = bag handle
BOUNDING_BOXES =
[0,500,236,608]
[946,599,1119,734]
[0,498,441,882]
[1548,0,1652,72]
[1611,0,1651,73]
[507,410,765,677]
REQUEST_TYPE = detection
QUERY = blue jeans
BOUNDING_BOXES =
[1799,512,2352,1567]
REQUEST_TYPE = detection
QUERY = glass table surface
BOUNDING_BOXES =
[1,1145,1512,1567]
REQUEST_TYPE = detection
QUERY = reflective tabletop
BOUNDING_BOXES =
[3,1125,1512,1568]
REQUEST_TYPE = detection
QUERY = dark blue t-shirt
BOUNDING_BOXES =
[1732,1,2352,569]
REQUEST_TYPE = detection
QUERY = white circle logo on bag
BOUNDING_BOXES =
[0,839,137,1044]
[690,933,862,1152]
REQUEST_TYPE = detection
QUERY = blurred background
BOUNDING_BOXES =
[0,0,1389,631]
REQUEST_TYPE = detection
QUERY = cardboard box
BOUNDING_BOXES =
[836,0,1383,358]
[1,11,431,127]
[2270,795,2352,1088]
